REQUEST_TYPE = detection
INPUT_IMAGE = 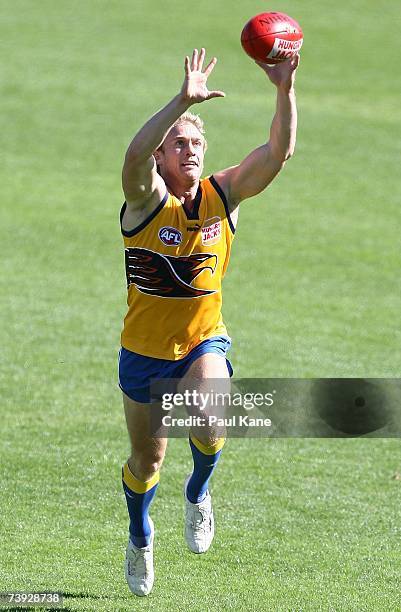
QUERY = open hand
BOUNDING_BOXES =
[256,54,300,91]
[180,48,226,104]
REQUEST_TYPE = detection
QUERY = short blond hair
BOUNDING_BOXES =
[159,111,207,151]
[173,111,205,136]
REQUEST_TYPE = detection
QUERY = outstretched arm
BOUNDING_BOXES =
[122,49,225,207]
[214,55,299,208]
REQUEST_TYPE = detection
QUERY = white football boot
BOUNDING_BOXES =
[125,517,154,596]
[184,475,215,553]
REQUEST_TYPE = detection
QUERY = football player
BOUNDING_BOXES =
[119,48,299,596]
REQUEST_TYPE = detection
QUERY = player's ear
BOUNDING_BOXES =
[153,146,163,165]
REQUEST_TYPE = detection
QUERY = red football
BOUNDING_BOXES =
[241,12,303,64]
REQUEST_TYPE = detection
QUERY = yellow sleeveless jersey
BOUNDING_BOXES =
[120,175,235,360]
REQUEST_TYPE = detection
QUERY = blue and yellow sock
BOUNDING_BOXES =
[186,433,225,504]
[122,461,159,548]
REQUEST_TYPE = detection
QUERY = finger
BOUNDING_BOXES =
[191,48,198,71]
[198,47,206,71]
[184,55,190,76]
[207,90,226,99]
[204,56,217,77]
[292,53,300,68]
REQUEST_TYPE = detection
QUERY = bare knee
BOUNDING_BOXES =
[123,394,168,482]
[129,446,165,482]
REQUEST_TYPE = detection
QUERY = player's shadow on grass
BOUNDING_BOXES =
[4,598,96,612]
[61,591,118,608]
[5,608,73,612]
[61,591,108,599]
[60,591,112,607]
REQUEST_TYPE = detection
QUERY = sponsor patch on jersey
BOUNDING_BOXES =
[201,217,221,245]
[158,226,182,246]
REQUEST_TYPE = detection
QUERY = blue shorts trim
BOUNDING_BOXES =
[118,336,233,404]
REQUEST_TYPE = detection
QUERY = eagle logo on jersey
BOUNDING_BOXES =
[125,247,218,298]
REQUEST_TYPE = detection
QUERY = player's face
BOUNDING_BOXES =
[157,123,205,183]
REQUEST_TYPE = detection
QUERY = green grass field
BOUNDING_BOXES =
[1,0,400,610]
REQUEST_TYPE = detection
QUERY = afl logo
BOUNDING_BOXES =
[158,226,182,246]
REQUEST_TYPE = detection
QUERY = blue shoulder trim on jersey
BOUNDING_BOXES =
[120,192,169,237]
[209,176,236,234]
